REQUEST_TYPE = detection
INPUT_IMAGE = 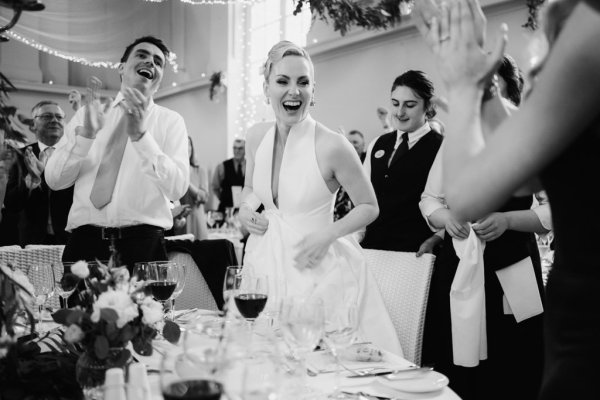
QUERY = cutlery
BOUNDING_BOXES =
[173,308,199,320]
[346,366,433,378]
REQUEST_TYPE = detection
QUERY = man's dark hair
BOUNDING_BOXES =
[348,130,364,140]
[31,100,61,116]
[120,36,170,64]
[497,54,524,106]
[391,70,437,119]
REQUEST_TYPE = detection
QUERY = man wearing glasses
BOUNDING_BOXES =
[21,101,74,245]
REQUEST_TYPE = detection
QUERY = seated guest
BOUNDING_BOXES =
[18,101,74,245]
[45,36,189,270]
[361,70,443,255]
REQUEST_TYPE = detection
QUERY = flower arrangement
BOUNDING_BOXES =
[53,260,181,360]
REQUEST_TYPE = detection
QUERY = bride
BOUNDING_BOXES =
[238,40,401,355]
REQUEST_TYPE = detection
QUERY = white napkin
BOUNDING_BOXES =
[450,226,487,367]
[495,256,544,322]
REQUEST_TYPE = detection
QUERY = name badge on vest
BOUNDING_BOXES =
[374,150,385,159]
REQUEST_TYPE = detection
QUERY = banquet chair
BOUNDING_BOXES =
[0,245,65,309]
[363,249,435,366]
[167,251,218,311]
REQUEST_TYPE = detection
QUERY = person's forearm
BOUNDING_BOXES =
[427,207,454,231]
[327,203,378,240]
[504,209,549,234]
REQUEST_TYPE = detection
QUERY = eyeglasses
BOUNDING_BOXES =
[35,113,65,122]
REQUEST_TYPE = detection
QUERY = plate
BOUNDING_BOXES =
[380,370,449,393]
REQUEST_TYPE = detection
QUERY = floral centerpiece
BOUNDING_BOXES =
[52,260,181,399]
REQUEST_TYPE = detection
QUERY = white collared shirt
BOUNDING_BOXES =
[419,143,553,231]
[363,122,431,177]
[45,92,189,230]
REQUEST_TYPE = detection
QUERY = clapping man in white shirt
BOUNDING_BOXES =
[46,36,189,271]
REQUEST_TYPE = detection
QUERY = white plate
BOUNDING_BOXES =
[380,370,449,393]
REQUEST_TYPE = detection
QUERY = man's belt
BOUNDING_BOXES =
[73,224,164,240]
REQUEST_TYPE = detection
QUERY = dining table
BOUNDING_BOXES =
[132,309,462,400]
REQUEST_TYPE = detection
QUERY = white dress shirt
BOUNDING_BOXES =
[419,143,553,231]
[45,92,189,231]
[363,122,431,177]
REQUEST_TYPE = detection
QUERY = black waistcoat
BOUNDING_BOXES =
[362,130,442,252]
[219,158,245,211]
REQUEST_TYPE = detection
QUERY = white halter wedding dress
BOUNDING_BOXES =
[244,115,402,355]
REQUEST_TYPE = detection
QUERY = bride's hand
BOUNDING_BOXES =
[415,0,506,91]
[294,231,335,270]
[238,205,268,235]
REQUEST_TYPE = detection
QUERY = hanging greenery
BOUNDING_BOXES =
[209,71,226,102]
[293,0,546,36]
[523,0,546,30]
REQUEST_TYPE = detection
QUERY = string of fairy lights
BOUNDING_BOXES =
[2,29,180,71]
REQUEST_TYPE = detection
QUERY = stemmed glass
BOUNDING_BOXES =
[26,264,56,334]
[280,296,325,393]
[148,261,179,311]
[56,262,79,309]
[222,265,243,312]
[234,274,268,328]
[323,304,358,399]
[206,211,216,230]
[167,263,187,320]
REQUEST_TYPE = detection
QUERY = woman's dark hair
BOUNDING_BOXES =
[391,70,436,119]
[497,54,524,106]
[188,136,198,167]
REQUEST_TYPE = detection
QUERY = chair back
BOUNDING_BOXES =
[168,251,218,311]
[363,249,435,365]
[0,245,65,309]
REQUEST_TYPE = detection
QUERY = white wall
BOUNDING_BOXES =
[306,0,533,146]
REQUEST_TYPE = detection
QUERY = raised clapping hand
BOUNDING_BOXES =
[23,147,44,181]
[78,76,110,139]
[414,0,506,92]
[238,205,268,235]
[121,87,149,141]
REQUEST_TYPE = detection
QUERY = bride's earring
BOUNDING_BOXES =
[310,97,316,107]
[265,97,270,105]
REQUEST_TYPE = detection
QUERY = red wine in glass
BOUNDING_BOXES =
[162,379,223,400]
[147,281,177,301]
[234,293,268,319]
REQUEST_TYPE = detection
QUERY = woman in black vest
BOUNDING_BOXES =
[361,70,442,254]
[420,55,547,400]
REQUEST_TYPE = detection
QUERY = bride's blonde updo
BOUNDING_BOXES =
[262,40,314,81]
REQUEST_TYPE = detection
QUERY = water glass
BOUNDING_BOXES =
[26,263,56,333]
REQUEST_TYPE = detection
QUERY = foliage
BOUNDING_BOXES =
[0,263,35,355]
[292,0,546,36]
[0,71,28,145]
[209,71,226,101]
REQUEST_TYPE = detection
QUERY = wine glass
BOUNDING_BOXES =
[168,263,187,320]
[323,304,358,399]
[148,262,179,310]
[211,211,224,230]
[161,338,224,400]
[56,262,79,309]
[207,211,216,230]
[222,265,243,312]
[280,296,325,393]
[234,274,268,327]
[26,264,56,334]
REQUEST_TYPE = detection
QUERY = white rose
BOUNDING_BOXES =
[140,297,164,325]
[71,261,90,279]
[63,324,84,343]
[91,289,139,328]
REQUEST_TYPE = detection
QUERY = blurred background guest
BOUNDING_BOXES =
[211,138,245,213]
[181,136,209,240]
